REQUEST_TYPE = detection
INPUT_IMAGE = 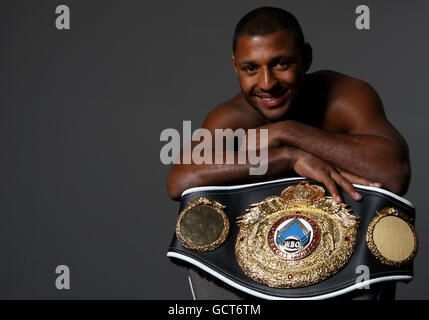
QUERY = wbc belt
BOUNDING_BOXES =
[167,177,418,299]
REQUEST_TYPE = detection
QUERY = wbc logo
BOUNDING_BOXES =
[268,214,320,260]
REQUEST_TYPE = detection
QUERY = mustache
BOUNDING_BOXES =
[252,84,290,96]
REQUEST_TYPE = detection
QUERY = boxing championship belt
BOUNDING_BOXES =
[167,177,418,299]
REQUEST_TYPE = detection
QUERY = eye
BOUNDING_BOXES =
[274,60,290,69]
[242,65,257,73]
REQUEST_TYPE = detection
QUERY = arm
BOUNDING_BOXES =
[166,104,300,200]
[167,145,299,200]
[166,103,379,202]
[270,81,410,195]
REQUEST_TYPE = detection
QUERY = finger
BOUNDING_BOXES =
[320,173,342,203]
[330,170,362,201]
[341,171,379,187]
[336,168,382,188]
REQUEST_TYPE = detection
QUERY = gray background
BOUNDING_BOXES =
[0,0,427,299]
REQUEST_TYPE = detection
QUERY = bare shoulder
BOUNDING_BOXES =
[202,93,266,131]
[312,70,378,103]
[313,70,388,134]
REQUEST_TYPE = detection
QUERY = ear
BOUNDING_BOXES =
[232,54,238,74]
[303,43,313,72]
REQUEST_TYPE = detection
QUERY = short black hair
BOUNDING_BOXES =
[232,7,305,54]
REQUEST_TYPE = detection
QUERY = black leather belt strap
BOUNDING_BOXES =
[167,178,415,299]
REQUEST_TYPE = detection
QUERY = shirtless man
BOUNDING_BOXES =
[167,6,410,207]
[167,7,411,299]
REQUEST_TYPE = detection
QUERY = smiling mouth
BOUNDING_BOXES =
[256,90,289,108]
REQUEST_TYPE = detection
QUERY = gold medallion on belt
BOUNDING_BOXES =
[235,181,359,288]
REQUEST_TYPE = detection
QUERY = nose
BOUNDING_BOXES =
[258,66,277,91]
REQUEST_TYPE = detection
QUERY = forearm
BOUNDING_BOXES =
[277,121,410,194]
[166,146,299,200]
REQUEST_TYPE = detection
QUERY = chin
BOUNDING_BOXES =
[258,103,292,122]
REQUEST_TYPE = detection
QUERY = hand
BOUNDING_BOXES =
[240,122,284,152]
[292,151,363,203]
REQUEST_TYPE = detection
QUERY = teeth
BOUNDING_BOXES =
[262,97,276,101]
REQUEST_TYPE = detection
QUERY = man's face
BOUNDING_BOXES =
[233,29,309,121]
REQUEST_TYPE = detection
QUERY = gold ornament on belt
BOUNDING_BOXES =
[176,198,230,252]
[235,181,359,288]
[366,207,418,267]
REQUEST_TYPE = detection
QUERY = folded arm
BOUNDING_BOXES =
[166,100,382,201]
[167,144,300,200]
[266,81,410,195]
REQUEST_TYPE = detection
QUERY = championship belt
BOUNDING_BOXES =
[167,178,418,299]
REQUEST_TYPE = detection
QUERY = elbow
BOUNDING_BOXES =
[167,168,185,200]
[167,181,182,201]
[167,165,201,200]
[385,160,411,196]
